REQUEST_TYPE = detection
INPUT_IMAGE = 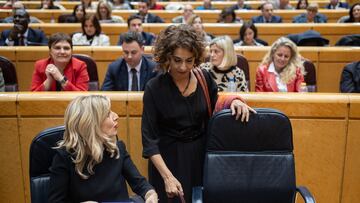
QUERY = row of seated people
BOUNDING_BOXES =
[1,9,359,48]
[0,29,359,93]
[0,0,359,24]
[0,0,353,11]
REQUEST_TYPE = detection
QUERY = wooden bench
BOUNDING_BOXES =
[0,0,334,10]
[0,9,348,23]
[0,92,359,203]
[0,23,358,46]
[0,46,359,92]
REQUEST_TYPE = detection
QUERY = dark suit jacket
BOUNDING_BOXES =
[325,2,349,9]
[137,13,164,23]
[0,28,48,46]
[251,15,282,23]
[229,4,252,10]
[340,61,360,93]
[117,32,155,46]
[101,55,158,91]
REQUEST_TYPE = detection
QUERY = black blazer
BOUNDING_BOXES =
[251,15,282,23]
[340,61,360,93]
[138,13,164,23]
[101,55,158,91]
[0,28,48,46]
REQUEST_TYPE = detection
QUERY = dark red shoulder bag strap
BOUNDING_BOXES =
[193,67,212,117]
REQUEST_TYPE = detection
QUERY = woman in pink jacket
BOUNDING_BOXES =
[256,37,305,92]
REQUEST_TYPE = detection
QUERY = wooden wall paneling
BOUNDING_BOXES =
[342,96,360,203]
[0,94,24,203]
[292,119,347,203]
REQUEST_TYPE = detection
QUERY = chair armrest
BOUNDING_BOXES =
[192,186,203,203]
[296,186,316,203]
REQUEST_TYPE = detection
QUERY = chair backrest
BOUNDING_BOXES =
[29,126,65,203]
[72,54,99,91]
[203,108,296,203]
[236,54,250,90]
[335,34,360,46]
[0,56,18,91]
[303,59,317,92]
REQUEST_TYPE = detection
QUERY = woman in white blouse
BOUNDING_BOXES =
[72,14,110,46]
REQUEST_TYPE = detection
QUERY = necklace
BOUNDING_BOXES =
[182,72,192,95]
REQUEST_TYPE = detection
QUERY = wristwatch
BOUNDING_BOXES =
[60,76,68,85]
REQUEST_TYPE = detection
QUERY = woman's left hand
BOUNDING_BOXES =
[145,189,158,203]
[46,64,63,82]
[230,99,256,122]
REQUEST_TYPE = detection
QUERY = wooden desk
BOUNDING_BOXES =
[0,46,359,93]
[0,23,358,46]
[0,92,360,203]
[0,9,348,23]
[0,0,333,10]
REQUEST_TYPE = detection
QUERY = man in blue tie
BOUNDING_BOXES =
[101,32,158,91]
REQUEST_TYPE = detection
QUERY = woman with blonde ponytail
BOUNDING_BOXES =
[256,37,305,92]
[49,95,158,203]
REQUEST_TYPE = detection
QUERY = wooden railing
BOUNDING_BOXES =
[0,46,359,92]
[0,9,348,23]
[0,23,358,46]
[0,0,335,10]
[0,92,359,203]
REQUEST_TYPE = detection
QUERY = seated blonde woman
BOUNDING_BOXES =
[200,36,248,92]
[96,0,125,23]
[49,95,158,202]
[256,37,305,92]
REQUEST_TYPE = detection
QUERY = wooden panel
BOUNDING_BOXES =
[128,118,148,178]
[19,118,64,203]
[317,62,347,93]
[349,96,360,119]
[0,47,16,61]
[128,93,144,116]
[0,93,17,116]
[319,47,360,63]
[0,118,25,203]
[292,119,347,203]
[341,120,360,203]
[16,62,36,91]
[243,93,348,118]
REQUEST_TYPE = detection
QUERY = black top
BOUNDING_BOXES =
[142,70,218,158]
[141,70,218,202]
[49,141,153,203]
[340,61,360,93]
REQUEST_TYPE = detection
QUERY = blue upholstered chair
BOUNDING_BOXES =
[192,108,315,203]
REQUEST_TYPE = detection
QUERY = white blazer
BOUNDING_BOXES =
[72,33,110,46]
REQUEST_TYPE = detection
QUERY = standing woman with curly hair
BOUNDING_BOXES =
[49,95,158,202]
[255,37,305,92]
[141,24,255,203]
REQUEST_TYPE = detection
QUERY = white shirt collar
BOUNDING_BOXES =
[127,59,142,73]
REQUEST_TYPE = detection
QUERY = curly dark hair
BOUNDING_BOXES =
[153,24,205,72]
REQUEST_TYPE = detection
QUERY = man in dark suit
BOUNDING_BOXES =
[325,0,349,9]
[102,32,158,91]
[0,9,48,46]
[229,0,252,10]
[251,2,282,23]
[117,14,155,46]
[137,0,164,23]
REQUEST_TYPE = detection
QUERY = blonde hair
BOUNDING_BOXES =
[96,0,112,20]
[58,95,119,179]
[209,35,237,70]
[260,37,305,84]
